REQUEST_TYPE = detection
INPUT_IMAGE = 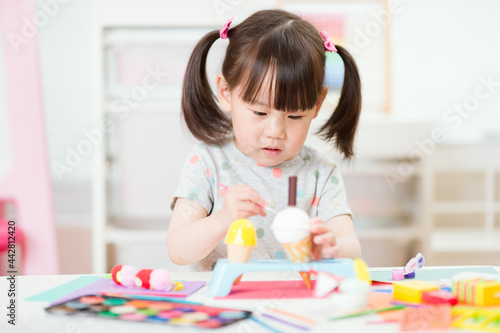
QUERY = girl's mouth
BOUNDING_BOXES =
[262,147,282,156]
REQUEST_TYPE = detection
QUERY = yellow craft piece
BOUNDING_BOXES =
[224,219,257,246]
[353,258,371,285]
[172,281,184,291]
[476,281,500,307]
[454,279,500,306]
[393,280,440,304]
[452,306,500,332]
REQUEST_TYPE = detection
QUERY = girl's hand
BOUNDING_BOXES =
[219,185,267,228]
[310,217,339,259]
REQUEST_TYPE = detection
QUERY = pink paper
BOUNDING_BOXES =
[216,280,319,299]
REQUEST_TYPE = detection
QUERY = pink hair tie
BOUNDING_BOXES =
[320,31,337,53]
[220,17,233,39]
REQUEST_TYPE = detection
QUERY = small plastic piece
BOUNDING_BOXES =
[416,252,425,269]
[392,269,405,280]
[404,258,417,274]
[404,271,416,279]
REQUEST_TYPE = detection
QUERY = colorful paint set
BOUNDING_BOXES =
[45,294,252,328]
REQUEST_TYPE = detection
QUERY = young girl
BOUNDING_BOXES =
[168,9,362,271]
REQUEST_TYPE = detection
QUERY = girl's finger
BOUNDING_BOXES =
[322,245,340,259]
[238,201,266,217]
[314,233,336,246]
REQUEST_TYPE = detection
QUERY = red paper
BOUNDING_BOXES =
[216,280,319,299]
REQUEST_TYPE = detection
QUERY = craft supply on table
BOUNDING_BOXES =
[224,218,257,285]
[393,280,440,304]
[330,278,371,313]
[329,305,405,321]
[271,176,312,289]
[46,294,251,328]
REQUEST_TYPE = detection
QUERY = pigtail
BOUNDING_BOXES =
[317,45,361,159]
[181,30,232,144]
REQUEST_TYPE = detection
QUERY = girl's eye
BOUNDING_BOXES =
[253,111,267,117]
[288,115,303,120]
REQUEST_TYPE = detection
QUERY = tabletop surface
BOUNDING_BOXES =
[1,266,499,333]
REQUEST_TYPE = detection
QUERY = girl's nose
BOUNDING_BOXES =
[264,115,286,140]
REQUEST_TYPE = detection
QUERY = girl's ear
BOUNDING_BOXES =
[313,86,328,118]
[216,74,231,112]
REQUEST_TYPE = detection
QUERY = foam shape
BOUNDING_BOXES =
[453,278,500,306]
[282,235,312,263]
[354,258,371,284]
[224,219,256,246]
[227,244,253,263]
[331,291,369,314]
[271,207,310,244]
[400,304,451,331]
[314,272,341,297]
[339,278,371,293]
[111,265,138,287]
[422,290,458,306]
[393,280,440,304]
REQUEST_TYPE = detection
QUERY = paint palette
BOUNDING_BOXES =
[45,294,252,328]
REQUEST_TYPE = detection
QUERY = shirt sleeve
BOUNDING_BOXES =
[316,162,353,222]
[171,145,214,215]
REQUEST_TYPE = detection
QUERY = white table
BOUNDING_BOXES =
[1,267,498,332]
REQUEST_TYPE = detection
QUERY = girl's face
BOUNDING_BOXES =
[217,74,327,167]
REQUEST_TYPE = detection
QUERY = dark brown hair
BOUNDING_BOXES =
[181,9,361,159]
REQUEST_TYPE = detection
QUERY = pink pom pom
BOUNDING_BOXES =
[149,269,171,291]
[119,265,139,287]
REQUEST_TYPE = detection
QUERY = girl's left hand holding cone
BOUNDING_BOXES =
[310,217,339,259]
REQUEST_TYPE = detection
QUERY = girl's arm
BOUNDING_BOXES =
[167,185,267,265]
[167,198,226,265]
[310,214,362,259]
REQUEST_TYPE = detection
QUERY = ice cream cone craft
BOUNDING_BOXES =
[271,176,312,289]
[224,219,257,285]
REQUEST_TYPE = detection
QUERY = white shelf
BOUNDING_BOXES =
[357,226,420,242]
[430,230,500,253]
[106,226,167,244]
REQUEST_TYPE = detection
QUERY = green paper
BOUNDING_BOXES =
[371,266,498,283]
[26,276,103,302]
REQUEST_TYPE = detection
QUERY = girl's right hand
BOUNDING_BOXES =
[219,185,267,228]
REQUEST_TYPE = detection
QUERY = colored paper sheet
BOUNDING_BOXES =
[105,280,206,298]
[27,276,206,305]
[50,277,111,305]
[26,276,103,302]
[368,292,405,321]
[371,266,499,283]
[216,280,318,299]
